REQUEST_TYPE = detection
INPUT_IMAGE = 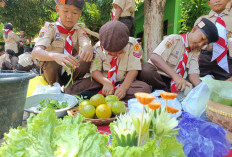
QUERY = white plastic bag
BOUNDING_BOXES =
[182,76,212,117]
[128,90,182,118]
[32,82,61,96]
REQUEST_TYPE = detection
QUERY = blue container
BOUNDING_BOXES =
[0,71,35,138]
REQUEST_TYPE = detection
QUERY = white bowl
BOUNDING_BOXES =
[24,93,78,118]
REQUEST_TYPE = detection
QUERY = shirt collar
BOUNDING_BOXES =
[209,9,229,18]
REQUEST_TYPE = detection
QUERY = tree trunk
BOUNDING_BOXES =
[144,0,166,61]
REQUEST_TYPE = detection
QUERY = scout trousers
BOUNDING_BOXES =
[65,78,151,102]
[40,61,91,85]
[199,52,232,80]
[137,62,169,91]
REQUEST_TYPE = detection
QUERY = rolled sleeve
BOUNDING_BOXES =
[113,0,125,9]
[35,23,54,48]
[127,44,142,71]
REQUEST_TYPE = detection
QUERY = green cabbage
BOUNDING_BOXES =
[0,109,108,157]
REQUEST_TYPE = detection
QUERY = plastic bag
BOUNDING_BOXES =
[182,78,211,117]
[177,112,230,157]
[32,82,61,96]
[27,76,48,97]
[128,90,182,118]
[201,77,232,106]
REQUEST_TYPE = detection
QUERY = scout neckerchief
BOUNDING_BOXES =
[4,29,11,34]
[98,44,120,95]
[56,18,76,55]
[212,13,229,73]
[170,33,191,93]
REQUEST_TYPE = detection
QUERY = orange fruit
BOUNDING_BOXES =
[111,101,126,115]
[90,94,106,107]
[78,100,91,111]
[96,104,112,119]
[166,105,179,114]
[79,104,96,118]
[105,95,119,102]
[160,92,177,100]
[134,92,155,105]
[148,102,162,110]
[106,101,114,108]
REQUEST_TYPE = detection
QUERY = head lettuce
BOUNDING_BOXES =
[0,109,108,157]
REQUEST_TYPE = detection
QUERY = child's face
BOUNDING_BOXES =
[56,4,82,30]
[208,0,228,14]
[108,49,124,56]
[188,28,209,51]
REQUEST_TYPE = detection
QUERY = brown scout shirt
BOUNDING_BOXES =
[148,34,200,77]
[3,31,20,54]
[112,0,135,17]
[194,10,232,57]
[90,37,142,82]
[35,22,91,55]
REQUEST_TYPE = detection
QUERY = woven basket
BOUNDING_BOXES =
[206,100,232,143]
[67,107,117,126]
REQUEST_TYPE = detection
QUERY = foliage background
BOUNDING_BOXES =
[179,0,210,34]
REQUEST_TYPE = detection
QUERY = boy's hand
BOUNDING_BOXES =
[114,86,127,100]
[52,53,79,70]
[173,75,192,92]
[102,82,115,96]
[79,45,93,62]
[226,77,232,81]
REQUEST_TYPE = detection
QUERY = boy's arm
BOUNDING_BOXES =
[32,46,79,70]
[113,4,123,21]
[114,70,138,100]
[150,53,192,91]
[189,73,201,87]
[92,70,115,95]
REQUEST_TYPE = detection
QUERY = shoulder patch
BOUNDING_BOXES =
[134,44,140,51]
[165,37,175,48]
[133,44,142,58]
[39,27,47,38]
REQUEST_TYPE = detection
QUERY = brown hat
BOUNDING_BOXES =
[99,21,129,52]
[55,0,85,10]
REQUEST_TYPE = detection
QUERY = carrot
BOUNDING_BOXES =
[148,102,161,110]
[166,105,179,114]
[134,92,155,105]
[160,92,177,100]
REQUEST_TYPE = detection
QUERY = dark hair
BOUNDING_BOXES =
[6,49,16,56]
[20,29,25,32]
[4,23,13,30]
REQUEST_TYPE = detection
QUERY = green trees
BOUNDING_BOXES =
[179,0,210,33]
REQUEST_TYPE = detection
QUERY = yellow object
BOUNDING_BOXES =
[90,94,106,107]
[96,104,112,119]
[79,105,96,118]
[111,101,126,115]
[27,76,48,97]
[79,100,91,111]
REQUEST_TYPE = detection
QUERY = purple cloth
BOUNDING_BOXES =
[177,112,230,157]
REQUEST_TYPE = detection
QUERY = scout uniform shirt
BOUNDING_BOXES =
[18,52,37,67]
[35,22,91,55]
[194,10,232,57]
[148,34,200,77]
[91,37,142,82]
[3,31,20,54]
[112,0,135,18]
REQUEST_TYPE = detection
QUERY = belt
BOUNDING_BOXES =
[201,50,229,55]
[119,16,133,20]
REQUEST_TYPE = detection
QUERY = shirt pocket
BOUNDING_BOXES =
[51,39,65,48]
[167,53,179,66]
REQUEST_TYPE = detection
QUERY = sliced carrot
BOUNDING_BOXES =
[166,105,179,114]
[160,92,177,100]
[134,92,155,105]
[148,102,162,110]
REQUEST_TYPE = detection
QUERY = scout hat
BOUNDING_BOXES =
[99,21,129,52]
[55,0,85,10]
[196,18,219,43]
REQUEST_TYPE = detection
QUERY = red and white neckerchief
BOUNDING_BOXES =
[20,41,24,47]
[212,13,229,73]
[4,29,11,34]
[56,18,76,55]
[170,33,191,93]
[98,48,120,94]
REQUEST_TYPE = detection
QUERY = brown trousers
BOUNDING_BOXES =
[119,17,135,37]
[65,78,151,102]
[40,61,91,85]
[199,53,232,80]
[138,62,168,91]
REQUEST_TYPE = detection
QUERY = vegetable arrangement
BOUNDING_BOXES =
[37,99,69,111]
[64,65,75,89]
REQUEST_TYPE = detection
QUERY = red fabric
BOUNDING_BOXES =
[225,149,232,157]
[56,19,75,55]
[4,29,11,34]
[170,33,191,92]
[97,125,111,135]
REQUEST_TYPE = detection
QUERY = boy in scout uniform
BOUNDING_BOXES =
[32,0,93,86]
[194,0,232,81]
[112,0,135,36]
[65,21,151,100]
[1,49,18,70]
[138,18,219,92]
